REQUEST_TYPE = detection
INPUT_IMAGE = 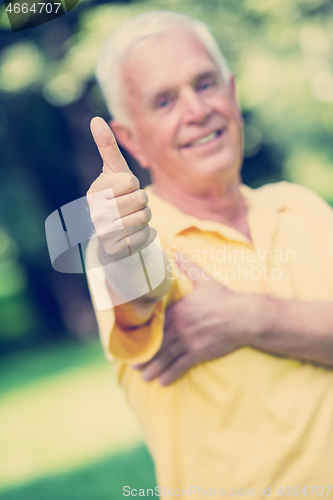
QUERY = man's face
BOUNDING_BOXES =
[121,29,243,191]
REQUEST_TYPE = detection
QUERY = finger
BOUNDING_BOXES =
[91,205,151,244]
[121,206,152,235]
[158,354,196,386]
[132,361,149,370]
[132,318,178,370]
[101,224,151,257]
[87,172,139,197]
[140,341,185,381]
[115,189,149,218]
[90,117,131,174]
[175,250,210,285]
[164,301,178,332]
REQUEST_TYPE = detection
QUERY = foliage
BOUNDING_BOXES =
[0,0,332,346]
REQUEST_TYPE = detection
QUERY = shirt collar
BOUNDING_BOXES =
[144,183,286,245]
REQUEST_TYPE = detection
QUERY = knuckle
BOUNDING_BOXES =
[136,189,148,208]
[144,205,152,222]
[136,208,150,226]
[121,172,139,192]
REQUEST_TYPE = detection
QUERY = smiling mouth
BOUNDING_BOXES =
[183,129,224,148]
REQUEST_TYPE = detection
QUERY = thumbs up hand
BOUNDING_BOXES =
[87,117,151,259]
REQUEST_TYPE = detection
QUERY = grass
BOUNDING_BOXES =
[0,339,156,497]
[0,340,104,397]
[0,445,156,500]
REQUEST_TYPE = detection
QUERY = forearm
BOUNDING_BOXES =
[249,296,333,367]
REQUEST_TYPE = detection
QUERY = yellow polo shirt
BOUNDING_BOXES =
[87,181,333,498]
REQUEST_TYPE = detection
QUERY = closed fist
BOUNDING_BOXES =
[87,117,152,259]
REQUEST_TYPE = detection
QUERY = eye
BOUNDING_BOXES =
[199,82,212,90]
[196,77,216,92]
[154,96,173,110]
[158,99,170,108]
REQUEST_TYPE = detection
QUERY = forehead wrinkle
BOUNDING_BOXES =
[144,69,221,107]
[120,30,222,114]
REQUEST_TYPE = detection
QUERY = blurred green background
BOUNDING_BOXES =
[0,0,332,498]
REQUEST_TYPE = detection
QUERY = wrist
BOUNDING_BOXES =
[245,294,283,349]
[240,294,271,347]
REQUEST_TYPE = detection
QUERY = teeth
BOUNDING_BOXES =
[190,131,218,146]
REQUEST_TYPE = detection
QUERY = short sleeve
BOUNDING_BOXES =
[85,236,180,365]
[277,182,333,236]
[279,182,333,286]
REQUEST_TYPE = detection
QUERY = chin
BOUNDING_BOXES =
[193,159,236,180]
[201,146,238,169]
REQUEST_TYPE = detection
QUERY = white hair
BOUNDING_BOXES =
[95,10,231,126]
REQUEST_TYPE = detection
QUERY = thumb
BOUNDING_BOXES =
[175,250,210,285]
[90,116,131,174]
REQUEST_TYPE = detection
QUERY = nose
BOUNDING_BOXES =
[180,87,212,124]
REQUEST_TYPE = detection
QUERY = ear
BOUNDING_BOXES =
[228,75,243,125]
[109,120,150,169]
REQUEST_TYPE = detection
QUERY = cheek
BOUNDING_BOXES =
[146,127,176,158]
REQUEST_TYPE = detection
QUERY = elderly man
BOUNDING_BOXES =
[86,10,333,498]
